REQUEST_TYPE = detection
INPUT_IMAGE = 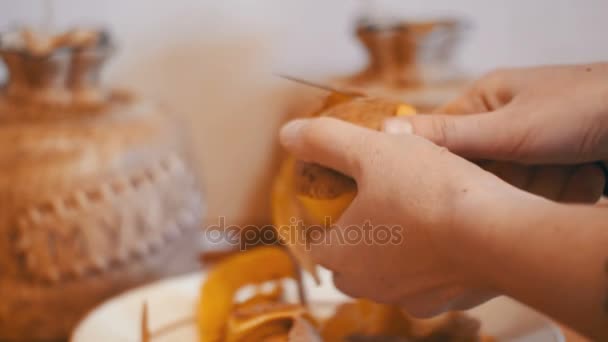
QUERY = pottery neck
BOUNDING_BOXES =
[354,18,464,89]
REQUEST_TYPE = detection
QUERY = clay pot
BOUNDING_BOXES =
[0,29,204,341]
[335,17,470,111]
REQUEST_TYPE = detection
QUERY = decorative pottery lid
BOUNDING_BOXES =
[0,28,115,108]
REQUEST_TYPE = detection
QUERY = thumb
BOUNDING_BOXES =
[384,111,517,160]
[280,117,371,179]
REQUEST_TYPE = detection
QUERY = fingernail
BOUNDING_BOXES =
[383,118,413,135]
[280,118,309,147]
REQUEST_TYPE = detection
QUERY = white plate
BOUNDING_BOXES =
[72,269,564,342]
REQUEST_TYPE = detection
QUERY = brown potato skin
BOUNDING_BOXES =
[295,97,401,199]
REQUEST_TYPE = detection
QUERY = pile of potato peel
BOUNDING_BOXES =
[196,246,491,342]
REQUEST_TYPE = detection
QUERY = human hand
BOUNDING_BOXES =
[384,64,608,202]
[279,117,530,316]
[392,63,608,163]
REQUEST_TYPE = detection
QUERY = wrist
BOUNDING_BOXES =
[467,192,563,294]
[443,174,549,291]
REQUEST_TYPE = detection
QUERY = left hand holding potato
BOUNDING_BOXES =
[279,116,531,316]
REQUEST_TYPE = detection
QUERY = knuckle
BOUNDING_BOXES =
[428,117,452,147]
[576,124,605,162]
[355,135,390,178]
[503,127,533,160]
[350,131,382,173]
[473,68,512,97]
[467,68,521,111]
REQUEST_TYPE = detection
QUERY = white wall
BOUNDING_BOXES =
[4,0,608,75]
[2,0,608,224]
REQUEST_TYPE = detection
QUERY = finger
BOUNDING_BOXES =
[525,166,573,201]
[405,311,483,338]
[434,68,518,115]
[280,117,372,179]
[331,272,366,299]
[384,110,523,161]
[433,90,488,115]
[308,224,356,274]
[442,289,497,312]
[399,285,465,318]
[559,163,605,203]
[308,198,377,275]
[481,161,533,190]
[332,272,406,305]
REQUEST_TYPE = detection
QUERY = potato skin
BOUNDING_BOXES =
[295,97,401,199]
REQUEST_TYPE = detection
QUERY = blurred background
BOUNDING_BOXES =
[3,0,608,227]
[1,2,606,340]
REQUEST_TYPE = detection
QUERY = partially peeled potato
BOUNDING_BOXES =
[271,94,416,276]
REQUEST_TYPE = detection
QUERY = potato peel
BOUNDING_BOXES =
[197,247,297,342]
[271,156,320,282]
[226,302,313,342]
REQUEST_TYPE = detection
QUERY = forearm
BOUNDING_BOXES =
[481,197,608,340]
